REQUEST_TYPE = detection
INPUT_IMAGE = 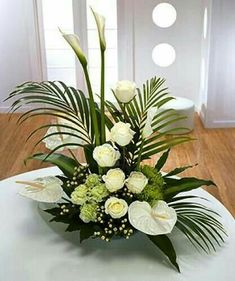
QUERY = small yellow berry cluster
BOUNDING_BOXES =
[66,165,89,188]
[59,204,70,215]
[93,208,135,241]
[121,187,133,198]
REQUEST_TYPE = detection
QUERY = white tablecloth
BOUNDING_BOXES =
[0,167,234,281]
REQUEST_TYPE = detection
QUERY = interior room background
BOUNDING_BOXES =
[1,0,235,128]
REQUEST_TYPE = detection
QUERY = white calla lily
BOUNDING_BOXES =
[43,118,84,151]
[91,8,106,51]
[17,176,64,203]
[128,200,177,235]
[60,29,87,67]
[142,107,158,138]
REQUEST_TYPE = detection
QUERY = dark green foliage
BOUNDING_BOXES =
[155,149,170,171]
[148,234,180,272]
[26,153,79,178]
[105,77,192,169]
[170,198,227,253]
[164,177,215,199]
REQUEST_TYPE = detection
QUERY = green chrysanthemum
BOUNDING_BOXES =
[91,183,109,202]
[79,203,98,223]
[138,165,165,205]
[71,184,89,205]
[141,165,164,186]
[85,174,101,187]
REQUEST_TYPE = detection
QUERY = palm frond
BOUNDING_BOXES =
[170,199,227,253]
[7,81,95,154]
[105,77,192,168]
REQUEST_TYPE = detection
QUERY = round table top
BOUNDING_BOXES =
[0,167,234,281]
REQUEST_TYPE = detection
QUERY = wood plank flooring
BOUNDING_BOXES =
[0,113,235,216]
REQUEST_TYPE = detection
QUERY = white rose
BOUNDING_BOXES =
[128,200,177,235]
[105,197,128,219]
[93,143,120,167]
[110,122,135,146]
[114,80,136,103]
[102,168,125,192]
[125,172,148,194]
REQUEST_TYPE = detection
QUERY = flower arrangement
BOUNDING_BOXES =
[6,9,226,272]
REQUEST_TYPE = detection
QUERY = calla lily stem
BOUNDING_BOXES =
[83,67,100,146]
[100,50,106,143]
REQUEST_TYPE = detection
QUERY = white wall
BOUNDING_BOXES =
[128,0,204,108]
[200,0,235,127]
[0,0,42,112]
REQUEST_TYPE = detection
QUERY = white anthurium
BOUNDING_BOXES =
[110,122,135,146]
[43,118,84,151]
[142,107,158,138]
[60,29,87,67]
[113,80,136,103]
[17,176,64,203]
[128,200,177,235]
[91,8,106,51]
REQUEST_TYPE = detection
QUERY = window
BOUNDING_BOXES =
[40,0,118,101]
[41,0,76,87]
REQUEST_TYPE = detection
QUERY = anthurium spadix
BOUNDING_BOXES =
[142,107,158,138]
[128,200,177,235]
[91,8,106,51]
[17,176,64,203]
[59,29,87,68]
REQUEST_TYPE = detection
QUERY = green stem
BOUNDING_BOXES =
[68,149,80,166]
[122,147,126,169]
[83,67,100,146]
[100,50,106,143]
[119,102,129,122]
[136,139,145,170]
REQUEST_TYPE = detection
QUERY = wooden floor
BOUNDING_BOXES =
[0,113,235,216]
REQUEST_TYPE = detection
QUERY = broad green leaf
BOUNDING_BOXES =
[80,224,95,243]
[164,177,215,198]
[148,234,180,272]
[26,153,78,178]
[164,164,197,177]
[155,149,170,171]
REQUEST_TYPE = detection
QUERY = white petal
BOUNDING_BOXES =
[91,8,106,50]
[18,176,64,203]
[142,107,158,138]
[128,200,177,235]
[60,30,87,67]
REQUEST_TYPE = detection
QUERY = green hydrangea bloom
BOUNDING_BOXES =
[138,165,165,205]
[90,183,109,202]
[85,174,100,187]
[79,203,98,223]
[71,184,89,205]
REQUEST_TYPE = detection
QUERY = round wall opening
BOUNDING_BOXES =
[152,43,176,67]
[152,3,177,28]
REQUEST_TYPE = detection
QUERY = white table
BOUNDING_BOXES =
[0,167,234,281]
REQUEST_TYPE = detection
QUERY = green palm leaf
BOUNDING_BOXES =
[105,77,192,168]
[6,81,95,153]
[169,199,227,253]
